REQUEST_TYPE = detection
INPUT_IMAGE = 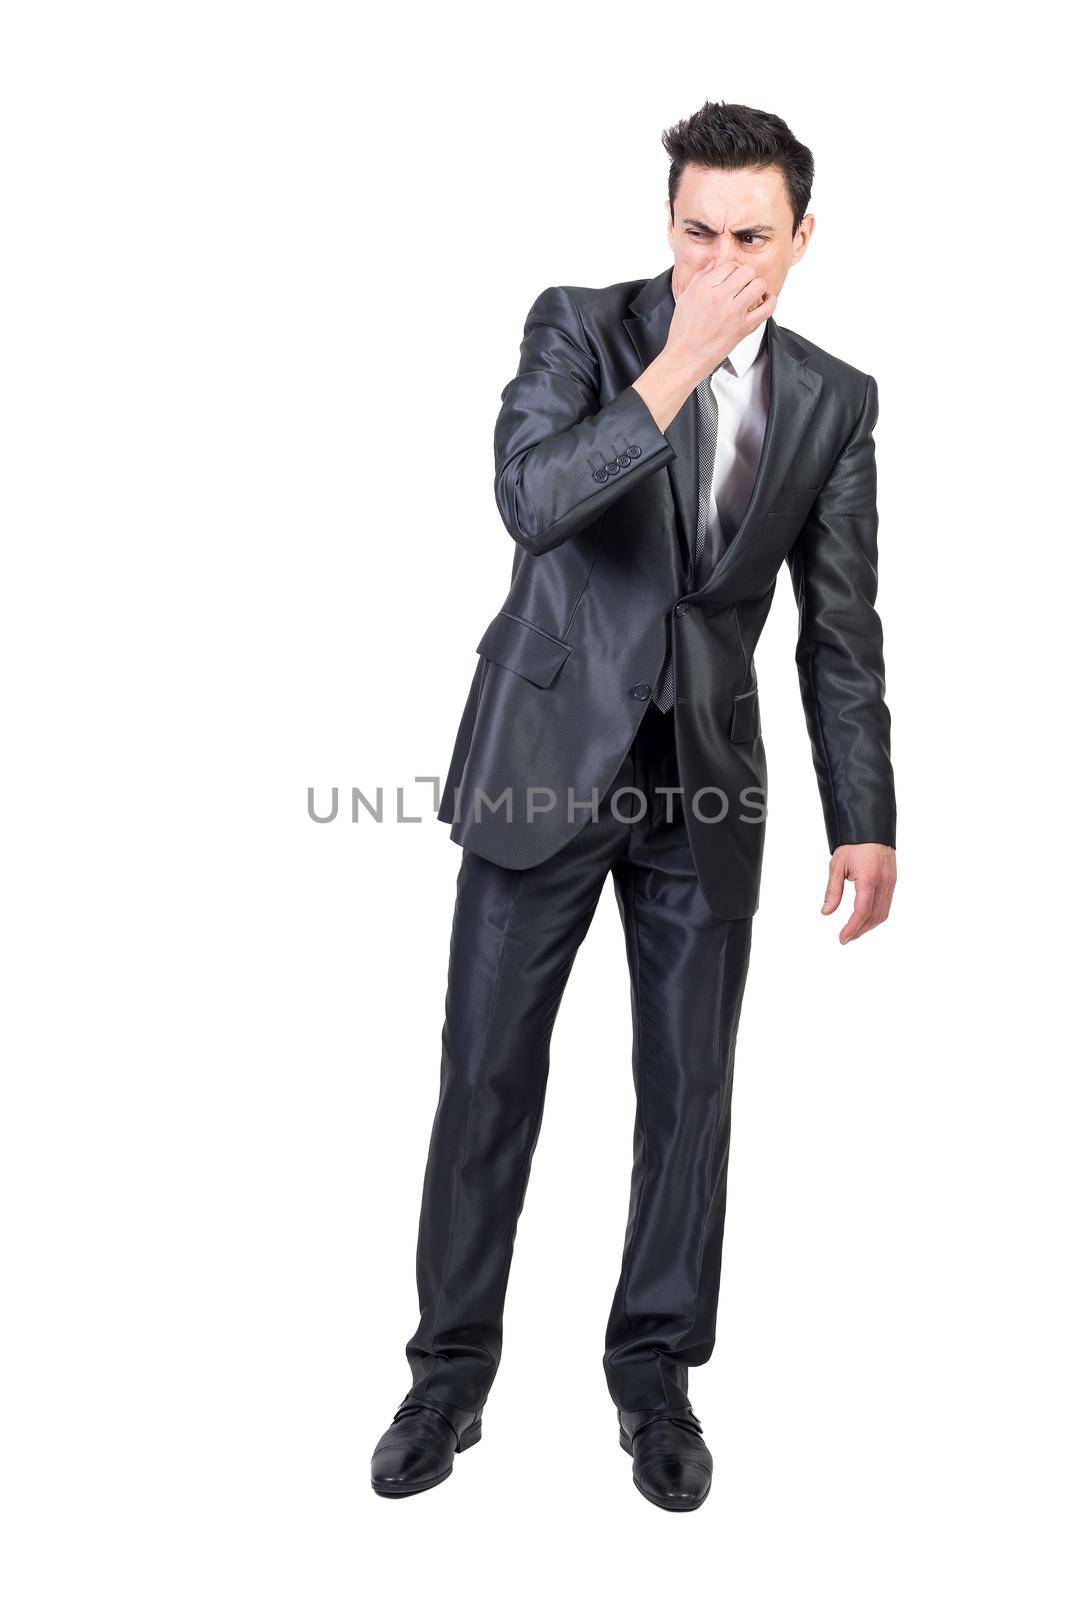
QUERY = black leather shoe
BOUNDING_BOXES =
[371,1400,482,1498]
[618,1406,712,1511]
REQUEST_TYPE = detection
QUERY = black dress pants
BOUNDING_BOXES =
[404,701,753,1417]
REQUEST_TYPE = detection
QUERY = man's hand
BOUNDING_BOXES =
[632,262,777,433]
[663,258,776,381]
[822,843,897,944]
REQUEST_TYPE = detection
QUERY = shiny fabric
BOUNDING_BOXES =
[691,368,719,586]
[438,265,896,920]
[652,361,726,710]
[405,704,753,1416]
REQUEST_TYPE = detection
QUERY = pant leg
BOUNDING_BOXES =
[603,705,754,1413]
[404,757,634,1415]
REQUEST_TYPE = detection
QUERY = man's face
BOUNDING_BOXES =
[666,163,813,300]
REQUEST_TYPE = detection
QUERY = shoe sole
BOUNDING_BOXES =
[371,1420,482,1498]
[619,1428,711,1512]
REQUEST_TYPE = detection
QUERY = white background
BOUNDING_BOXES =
[3,3,1065,1595]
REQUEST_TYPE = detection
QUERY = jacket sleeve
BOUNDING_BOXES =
[784,374,897,851]
[493,285,676,554]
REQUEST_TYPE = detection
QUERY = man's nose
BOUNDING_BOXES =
[705,242,739,269]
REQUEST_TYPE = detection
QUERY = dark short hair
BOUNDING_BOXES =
[662,101,814,233]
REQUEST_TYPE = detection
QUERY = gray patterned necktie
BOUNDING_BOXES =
[652,371,721,711]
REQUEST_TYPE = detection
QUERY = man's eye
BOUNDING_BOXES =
[740,235,768,246]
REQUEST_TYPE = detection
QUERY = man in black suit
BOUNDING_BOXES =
[372,101,897,1510]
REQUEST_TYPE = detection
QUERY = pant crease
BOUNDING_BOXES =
[678,927,729,1361]
[420,863,525,1381]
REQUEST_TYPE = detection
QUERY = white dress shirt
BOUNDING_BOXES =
[704,319,770,562]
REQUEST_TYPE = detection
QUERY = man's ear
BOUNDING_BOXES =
[793,213,815,263]
[664,198,674,252]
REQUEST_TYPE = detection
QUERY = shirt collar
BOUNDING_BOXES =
[722,318,768,377]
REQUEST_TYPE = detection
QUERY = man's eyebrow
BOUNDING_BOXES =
[681,218,778,234]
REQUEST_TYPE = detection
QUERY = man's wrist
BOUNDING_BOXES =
[632,349,703,432]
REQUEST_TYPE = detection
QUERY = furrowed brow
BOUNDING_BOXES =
[681,218,777,235]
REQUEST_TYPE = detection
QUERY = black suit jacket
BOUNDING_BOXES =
[438,265,896,919]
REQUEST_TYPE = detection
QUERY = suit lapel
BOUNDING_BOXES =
[665,392,700,585]
[693,320,823,598]
[624,268,824,599]
[624,271,698,581]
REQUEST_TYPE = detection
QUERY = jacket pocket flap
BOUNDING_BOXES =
[729,688,760,743]
[476,611,572,689]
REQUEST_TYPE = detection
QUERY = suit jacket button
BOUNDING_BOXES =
[618,454,631,467]
[675,602,689,617]
[630,683,651,701]
[627,445,642,459]
[593,467,609,483]
[606,460,620,475]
